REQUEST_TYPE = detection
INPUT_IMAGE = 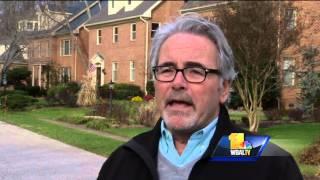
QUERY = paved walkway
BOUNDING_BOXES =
[0,121,106,180]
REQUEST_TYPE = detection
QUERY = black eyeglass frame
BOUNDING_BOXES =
[152,66,221,83]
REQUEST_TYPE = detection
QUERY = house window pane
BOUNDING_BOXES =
[112,62,118,82]
[60,67,71,83]
[131,23,136,40]
[151,23,160,38]
[130,61,135,81]
[113,27,119,43]
[283,58,295,86]
[61,39,71,56]
[27,22,33,30]
[97,29,102,44]
[285,8,297,30]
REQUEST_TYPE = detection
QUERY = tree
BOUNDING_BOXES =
[214,1,301,132]
[0,1,37,86]
[298,47,320,117]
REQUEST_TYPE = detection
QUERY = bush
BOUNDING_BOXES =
[25,86,44,97]
[7,67,31,86]
[287,108,303,121]
[138,100,159,127]
[0,94,37,111]
[131,96,143,102]
[264,109,283,121]
[56,116,91,125]
[0,90,28,97]
[146,81,155,96]
[46,82,80,107]
[143,94,154,101]
[86,119,110,130]
[313,108,320,122]
[228,91,243,110]
[99,83,143,100]
[299,138,320,166]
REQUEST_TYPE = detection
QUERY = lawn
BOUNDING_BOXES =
[104,127,151,138]
[0,107,123,156]
[259,123,320,175]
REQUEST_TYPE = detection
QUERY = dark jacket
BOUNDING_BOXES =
[98,105,303,180]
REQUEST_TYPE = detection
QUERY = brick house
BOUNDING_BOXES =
[85,0,184,92]
[26,1,105,88]
[180,1,320,109]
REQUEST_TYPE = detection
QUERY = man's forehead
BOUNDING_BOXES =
[157,61,206,68]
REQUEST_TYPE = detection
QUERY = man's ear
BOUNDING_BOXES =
[219,80,231,104]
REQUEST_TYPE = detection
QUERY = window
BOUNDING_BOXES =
[60,39,71,56]
[113,26,119,43]
[40,41,49,57]
[112,0,114,8]
[130,61,135,81]
[60,67,71,83]
[27,22,33,30]
[151,23,160,38]
[97,29,102,45]
[283,58,295,86]
[19,21,25,31]
[128,0,131,5]
[130,23,136,41]
[285,8,297,30]
[112,62,118,82]
[34,22,38,31]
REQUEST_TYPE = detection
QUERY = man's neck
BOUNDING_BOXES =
[172,133,190,155]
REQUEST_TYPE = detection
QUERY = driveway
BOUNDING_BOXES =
[0,121,106,180]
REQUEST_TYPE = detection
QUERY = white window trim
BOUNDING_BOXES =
[60,39,72,56]
[151,22,160,39]
[112,62,118,82]
[113,26,119,43]
[97,29,102,45]
[130,61,135,81]
[130,23,136,41]
[283,58,295,86]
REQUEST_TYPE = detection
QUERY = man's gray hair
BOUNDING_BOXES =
[150,13,236,81]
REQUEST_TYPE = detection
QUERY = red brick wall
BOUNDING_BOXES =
[280,1,320,109]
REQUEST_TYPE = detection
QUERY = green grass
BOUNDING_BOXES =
[0,108,123,156]
[260,123,320,175]
[229,110,268,121]
[104,127,151,138]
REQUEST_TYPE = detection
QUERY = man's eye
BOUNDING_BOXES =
[158,67,174,74]
[188,68,205,76]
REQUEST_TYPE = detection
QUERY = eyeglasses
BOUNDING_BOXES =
[152,66,221,83]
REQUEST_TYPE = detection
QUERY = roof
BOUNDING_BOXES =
[181,1,230,13]
[86,1,159,27]
[55,1,105,35]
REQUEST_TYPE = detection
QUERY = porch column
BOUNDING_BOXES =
[32,65,35,86]
[38,65,42,88]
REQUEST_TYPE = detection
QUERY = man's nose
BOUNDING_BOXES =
[172,71,188,90]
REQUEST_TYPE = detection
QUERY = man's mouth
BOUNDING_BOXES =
[166,99,194,110]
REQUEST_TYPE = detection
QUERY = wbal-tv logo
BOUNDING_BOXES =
[209,133,270,162]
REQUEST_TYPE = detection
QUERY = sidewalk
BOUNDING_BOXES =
[0,121,106,180]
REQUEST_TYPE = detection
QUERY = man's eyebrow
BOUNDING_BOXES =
[157,62,176,67]
[184,62,205,68]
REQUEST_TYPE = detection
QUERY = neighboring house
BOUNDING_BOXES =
[85,0,184,92]
[0,38,28,85]
[26,1,105,88]
[279,1,320,109]
[181,1,320,109]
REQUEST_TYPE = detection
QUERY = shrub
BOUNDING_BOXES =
[25,86,43,97]
[56,116,91,125]
[131,96,143,102]
[264,109,283,121]
[146,80,155,96]
[7,67,31,86]
[86,119,110,130]
[228,91,243,110]
[138,100,159,127]
[0,94,37,110]
[299,138,320,166]
[46,82,80,107]
[99,83,143,100]
[313,108,320,122]
[287,108,303,121]
[0,90,28,97]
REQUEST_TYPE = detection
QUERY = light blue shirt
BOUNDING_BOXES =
[159,117,218,167]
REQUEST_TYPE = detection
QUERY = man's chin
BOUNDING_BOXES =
[163,113,196,132]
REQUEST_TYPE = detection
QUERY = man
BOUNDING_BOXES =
[98,13,302,180]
